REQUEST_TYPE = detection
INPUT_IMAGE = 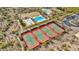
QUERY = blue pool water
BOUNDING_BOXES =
[33,16,45,22]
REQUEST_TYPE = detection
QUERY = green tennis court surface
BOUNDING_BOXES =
[49,23,64,34]
[41,26,55,37]
[33,29,49,43]
[23,34,35,45]
[22,32,39,49]
[20,23,64,49]
[34,30,44,41]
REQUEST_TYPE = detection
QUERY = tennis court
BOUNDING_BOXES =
[19,22,64,49]
[32,28,49,43]
[48,23,64,34]
[40,25,58,38]
[22,32,39,49]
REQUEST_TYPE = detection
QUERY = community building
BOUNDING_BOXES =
[42,8,52,16]
[23,18,35,26]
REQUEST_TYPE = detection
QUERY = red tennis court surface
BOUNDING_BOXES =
[20,31,39,49]
[19,22,64,49]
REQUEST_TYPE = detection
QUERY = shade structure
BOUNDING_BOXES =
[32,28,49,43]
[48,23,64,34]
[23,18,35,26]
[40,25,58,38]
[21,31,39,49]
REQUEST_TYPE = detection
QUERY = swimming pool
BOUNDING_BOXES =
[33,15,46,22]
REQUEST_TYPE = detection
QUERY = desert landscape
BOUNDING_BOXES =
[0,7,79,51]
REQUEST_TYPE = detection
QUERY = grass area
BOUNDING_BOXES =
[66,8,79,13]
